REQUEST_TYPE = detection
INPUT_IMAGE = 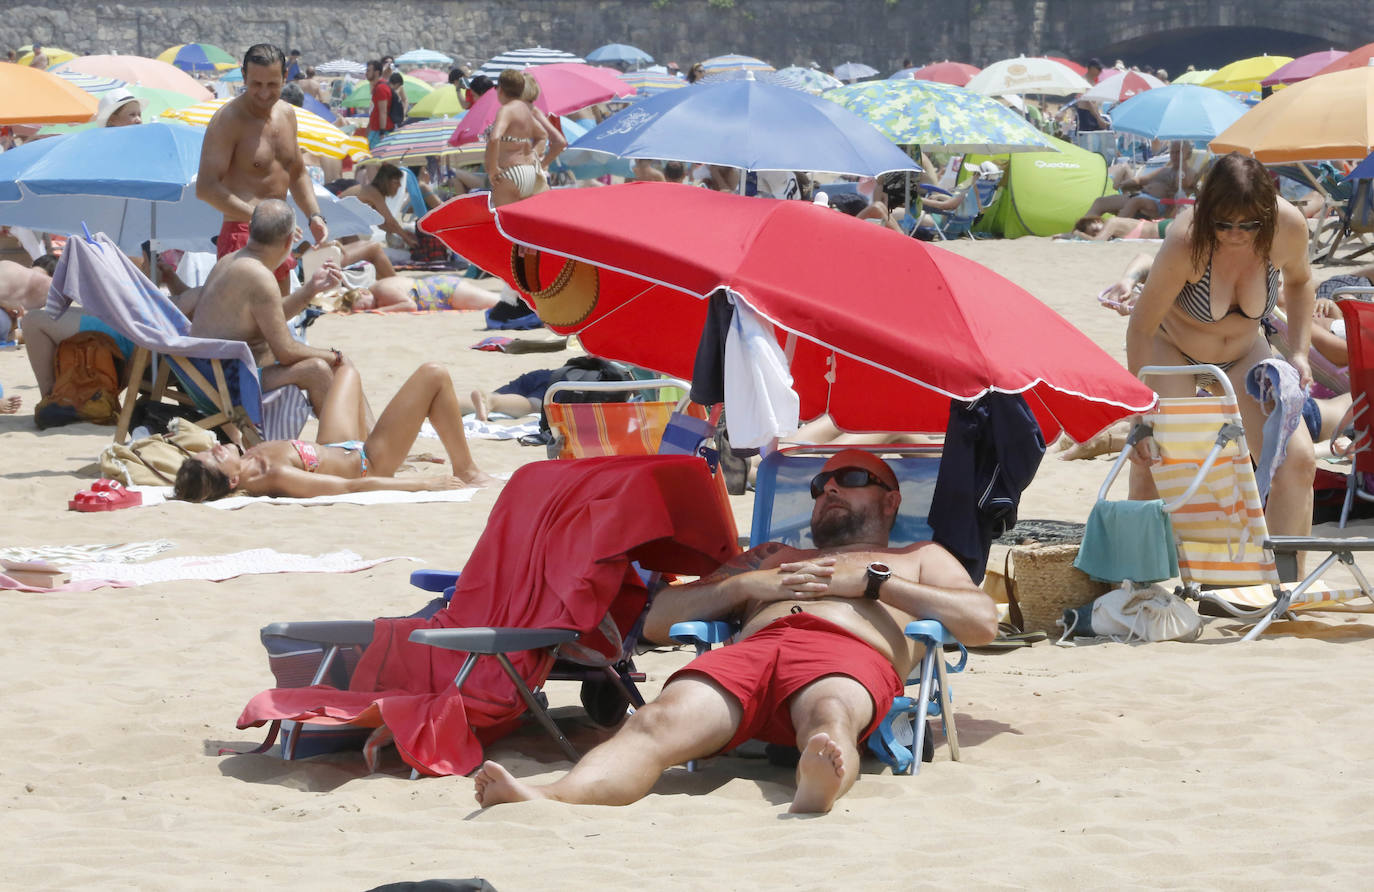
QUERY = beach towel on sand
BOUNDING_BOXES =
[237,455,740,777]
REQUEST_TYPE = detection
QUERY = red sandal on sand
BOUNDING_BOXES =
[68,479,143,512]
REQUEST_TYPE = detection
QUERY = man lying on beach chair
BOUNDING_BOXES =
[474,449,998,814]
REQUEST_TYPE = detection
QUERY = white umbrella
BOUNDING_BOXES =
[316,59,367,77]
[833,61,879,83]
[965,56,1091,96]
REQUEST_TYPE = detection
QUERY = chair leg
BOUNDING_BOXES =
[492,653,580,762]
[114,347,151,444]
[933,649,959,762]
[908,651,938,776]
[1341,470,1357,528]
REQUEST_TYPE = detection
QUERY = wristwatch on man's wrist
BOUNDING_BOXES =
[864,562,892,600]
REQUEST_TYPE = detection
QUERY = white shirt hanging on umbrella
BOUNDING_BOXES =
[722,290,800,449]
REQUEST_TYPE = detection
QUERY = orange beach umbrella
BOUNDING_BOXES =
[1210,67,1374,163]
[0,64,99,124]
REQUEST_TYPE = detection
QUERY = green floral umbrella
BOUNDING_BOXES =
[823,79,1057,153]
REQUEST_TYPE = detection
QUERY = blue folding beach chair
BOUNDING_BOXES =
[670,445,968,776]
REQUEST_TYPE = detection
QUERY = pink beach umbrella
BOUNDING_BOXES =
[53,55,212,101]
[904,61,980,87]
[409,67,449,85]
[1308,43,1374,79]
[1261,50,1349,87]
[449,62,634,147]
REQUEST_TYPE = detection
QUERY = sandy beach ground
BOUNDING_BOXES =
[3,238,1374,889]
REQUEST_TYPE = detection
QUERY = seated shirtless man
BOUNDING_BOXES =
[475,449,999,814]
[190,199,359,418]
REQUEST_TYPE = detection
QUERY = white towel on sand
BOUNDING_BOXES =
[65,549,417,587]
[130,486,479,510]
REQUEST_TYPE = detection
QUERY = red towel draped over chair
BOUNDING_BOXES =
[237,455,740,776]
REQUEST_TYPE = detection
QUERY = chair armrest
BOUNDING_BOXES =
[668,620,737,647]
[1266,536,1374,553]
[410,569,461,592]
[408,626,578,654]
[260,620,374,647]
[904,620,968,673]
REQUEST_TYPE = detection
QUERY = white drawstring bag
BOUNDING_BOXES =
[1089,580,1203,643]
[1060,580,1203,643]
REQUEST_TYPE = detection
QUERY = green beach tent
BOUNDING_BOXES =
[972,137,1115,238]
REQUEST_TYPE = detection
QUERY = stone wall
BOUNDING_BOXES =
[0,0,1359,74]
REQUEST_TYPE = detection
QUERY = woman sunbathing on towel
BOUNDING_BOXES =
[172,362,493,501]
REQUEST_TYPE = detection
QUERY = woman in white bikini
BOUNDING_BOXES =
[1125,152,1317,544]
[483,69,552,207]
[172,363,492,501]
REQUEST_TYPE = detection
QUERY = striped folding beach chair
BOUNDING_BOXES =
[1096,364,1374,640]
[543,377,700,460]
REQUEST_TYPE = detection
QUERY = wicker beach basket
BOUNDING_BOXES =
[1005,542,1111,636]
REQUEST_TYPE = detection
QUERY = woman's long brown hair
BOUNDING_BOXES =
[1190,151,1278,269]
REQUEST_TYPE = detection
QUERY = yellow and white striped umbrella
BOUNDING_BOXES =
[162,99,370,160]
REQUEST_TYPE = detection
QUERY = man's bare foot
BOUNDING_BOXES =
[473,760,545,807]
[471,389,489,422]
[0,394,20,414]
[790,733,845,814]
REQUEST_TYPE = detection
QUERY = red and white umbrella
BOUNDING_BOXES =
[422,186,1155,440]
[1081,70,1166,104]
[449,62,634,147]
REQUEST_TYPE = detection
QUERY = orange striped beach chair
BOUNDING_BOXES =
[1096,364,1374,641]
[543,377,705,459]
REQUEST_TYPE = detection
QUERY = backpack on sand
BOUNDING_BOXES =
[34,331,124,429]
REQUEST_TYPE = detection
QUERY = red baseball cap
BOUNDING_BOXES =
[819,449,899,492]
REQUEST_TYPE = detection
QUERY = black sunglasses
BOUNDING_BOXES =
[810,467,894,499]
[1213,220,1261,232]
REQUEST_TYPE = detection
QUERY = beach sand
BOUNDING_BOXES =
[3,238,1374,889]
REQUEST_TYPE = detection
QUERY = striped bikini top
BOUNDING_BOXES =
[1175,255,1280,323]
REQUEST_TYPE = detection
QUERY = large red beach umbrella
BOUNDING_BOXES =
[423,186,1154,440]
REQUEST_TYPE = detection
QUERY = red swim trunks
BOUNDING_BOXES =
[668,612,904,754]
[217,220,297,283]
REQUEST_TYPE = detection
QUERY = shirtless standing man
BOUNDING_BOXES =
[474,450,998,814]
[197,44,329,297]
[190,200,357,418]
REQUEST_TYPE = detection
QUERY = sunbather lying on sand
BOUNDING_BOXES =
[172,362,492,501]
[341,275,500,313]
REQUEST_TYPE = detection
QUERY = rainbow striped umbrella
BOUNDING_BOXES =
[53,70,127,98]
[164,98,370,159]
[158,43,237,74]
[364,117,482,164]
[617,71,685,97]
[699,54,773,75]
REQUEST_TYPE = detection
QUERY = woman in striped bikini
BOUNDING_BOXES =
[1123,152,1317,545]
[171,362,491,501]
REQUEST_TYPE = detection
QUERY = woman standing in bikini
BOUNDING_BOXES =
[483,69,551,207]
[1125,152,1317,542]
[172,363,492,501]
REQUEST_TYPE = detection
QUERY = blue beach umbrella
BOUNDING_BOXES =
[1108,84,1250,142]
[568,78,921,177]
[0,122,375,252]
[586,43,654,67]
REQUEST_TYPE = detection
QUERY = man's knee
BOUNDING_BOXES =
[791,678,873,740]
